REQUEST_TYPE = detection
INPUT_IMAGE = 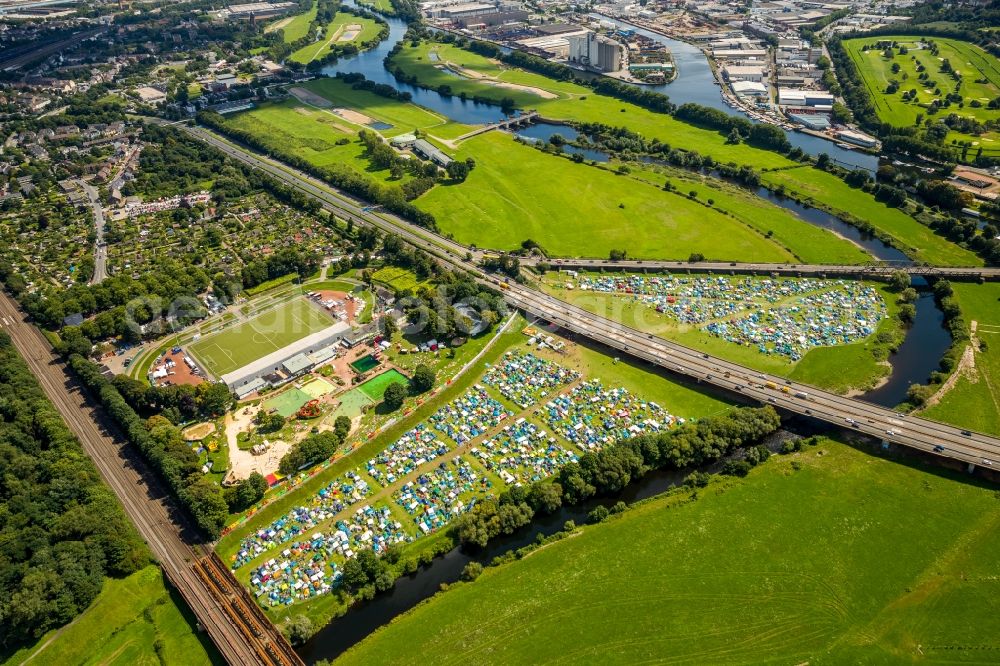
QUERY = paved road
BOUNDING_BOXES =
[521,257,1000,282]
[180,123,1000,470]
[76,180,108,284]
[0,292,301,666]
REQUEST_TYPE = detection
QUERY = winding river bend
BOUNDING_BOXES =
[286,8,951,659]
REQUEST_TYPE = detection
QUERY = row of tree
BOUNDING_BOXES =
[68,354,230,536]
[0,333,149,646]
[278,417,352,475]
[451,406,781,548]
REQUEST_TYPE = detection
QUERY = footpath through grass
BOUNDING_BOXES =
[339,438,1000,664]
[920,282,1000,435]
[3,566,219,666]
[289,12,382,65]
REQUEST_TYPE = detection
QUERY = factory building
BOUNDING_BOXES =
[567,32,622,73]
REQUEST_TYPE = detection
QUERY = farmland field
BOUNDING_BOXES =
[418,133,797,262]
[920,282,1000,435]
[338,439,1000,664]
[3,566,219,666]
[843,36,1000,158]
[289,12,382,65]
[188,297,335,378]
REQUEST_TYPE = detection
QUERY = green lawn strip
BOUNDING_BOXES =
[338,439,1000,664]
[843,36,1000,155]
[371,265,426,292]
[4,566,220,666]
[289,12,382,65]
[394,41,979,264]
[188,297,335,377]
[919,282,1000,435]
[626,163,872,265]
[417,133,794,262]
[267,0,317,41]
[760,167,983,266]
[540,271,904,394]
[246,272,301,296]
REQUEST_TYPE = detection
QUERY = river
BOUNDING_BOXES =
[296,8,948,659]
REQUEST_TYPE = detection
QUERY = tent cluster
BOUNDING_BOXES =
[428,386,513,444]
[481,351,581,408]
[367,423,452,487]
[393,456,490,533]
[233,470,374,568]
[472,417,579,486]
[249,535,341,606]
[575,275,886,358]
[543,380,678,451]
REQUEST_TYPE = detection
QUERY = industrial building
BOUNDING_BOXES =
[731,80,768,98]
[722,65,765,82]
[567,32,622,73]
[219,2,297,20]
[777,88,834,108]
[430,1,528,27]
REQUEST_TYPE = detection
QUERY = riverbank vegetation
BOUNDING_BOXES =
[338,437,1000,664]
[0,332,149,652]
[920,281,1000,435]
[387,37,986,266]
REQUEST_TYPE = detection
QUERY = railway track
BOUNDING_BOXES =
[0,292,300,666]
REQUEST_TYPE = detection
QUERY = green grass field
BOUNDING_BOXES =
[418,133,796,261]
[339,439,1000,664]
[920,282,1000,435]
[358,368,408,400]
[371,265,426,292]
[761,166,982,266]
[3,566,219,666]
[289,12,382,65]
[390,41,980,266]
[266,0,316,41]
[844,36,1000,158]
[355,0,394,12]
[188,297,335,378]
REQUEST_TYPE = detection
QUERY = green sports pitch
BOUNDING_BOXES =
[188,297,335,378]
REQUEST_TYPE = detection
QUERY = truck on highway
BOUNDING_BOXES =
[794,391,808,399]
[765,381,777,390]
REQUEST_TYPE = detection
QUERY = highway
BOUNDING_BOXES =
[0,292,302,666]
[0,27,104,71]
[520,257,1000,282]
[179,122,1000,470]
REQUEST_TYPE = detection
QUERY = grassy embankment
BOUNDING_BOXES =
[389,41,983,266]
[3,566,219,666]
[339,438,1000,664]
[920,282,1000,435]
[289,12,383,65]
[216,320,734,629]
[539,271,906,395]
[265,0,317,41]
[843,36,1000,156]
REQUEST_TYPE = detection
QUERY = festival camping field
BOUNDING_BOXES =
[215,323,734,629]
[541,272,907,395]
[337,438,1000,664]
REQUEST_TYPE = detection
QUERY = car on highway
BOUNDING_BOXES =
[983,459,993,466]
[962,430,973,436]
[933,445,945,453]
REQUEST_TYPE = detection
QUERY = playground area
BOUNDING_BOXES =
[358,368,408,401]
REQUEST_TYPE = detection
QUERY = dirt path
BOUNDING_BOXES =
[922,320,978,409]
[440,60,559,99]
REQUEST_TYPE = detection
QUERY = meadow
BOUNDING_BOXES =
[188,296,335,377]
[844,36,1000,157]
[3,566,219,666]
[288,12,382,65]
[920,282,1000,435]
[390,41,980,266]
[265,0,316,41]
[418,132,797,261]
[338,439,1000,664]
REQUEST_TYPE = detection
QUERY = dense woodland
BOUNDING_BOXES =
[0,334,148,648]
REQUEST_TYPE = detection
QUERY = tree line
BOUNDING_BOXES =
[451,406,781,548]
[0,333,148,647]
